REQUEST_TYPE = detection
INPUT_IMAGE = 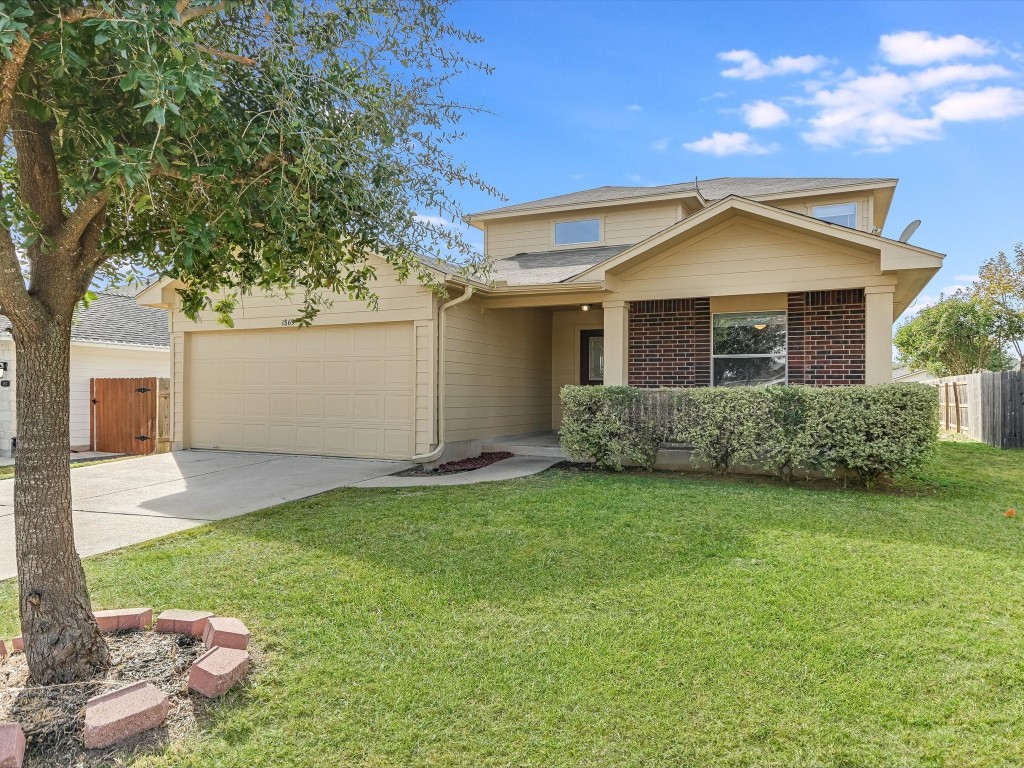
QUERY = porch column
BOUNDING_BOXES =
[603,301,629,385]
[864,285,896,385]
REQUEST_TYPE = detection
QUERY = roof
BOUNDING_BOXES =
[0,285,170,348]
[470,177,897,218]
[491,244,632,285]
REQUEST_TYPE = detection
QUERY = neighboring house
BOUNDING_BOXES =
[138,176,943,463]
[893,367,936,383]
[0,286,171,456]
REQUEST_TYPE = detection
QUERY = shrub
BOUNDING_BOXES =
[798,384,939,485]
[559,383,938,484]
[559,386,667,470]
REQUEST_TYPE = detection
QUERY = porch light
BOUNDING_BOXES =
[581,304,591,312]
[753,323,767,330]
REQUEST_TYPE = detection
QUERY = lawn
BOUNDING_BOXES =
[3,441,1024,767]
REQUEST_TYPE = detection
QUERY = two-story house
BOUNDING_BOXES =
[139,177,943,463]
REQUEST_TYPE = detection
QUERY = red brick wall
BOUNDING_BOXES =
[786,290,865,385]
[628,298,711,387]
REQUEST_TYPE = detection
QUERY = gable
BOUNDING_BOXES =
[616,216,883,298]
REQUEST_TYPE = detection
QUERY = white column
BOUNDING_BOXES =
[603,301,629,385]
[864,285,896,385]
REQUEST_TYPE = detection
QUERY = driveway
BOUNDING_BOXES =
[0,450,410,581]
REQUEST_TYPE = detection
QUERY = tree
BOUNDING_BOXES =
[894,292,1021,376]
[975,244,1024,369]
[0,0,493,683]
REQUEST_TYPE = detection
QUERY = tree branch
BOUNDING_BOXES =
[196,44,255,66]
[0,35,30,147]
[10,108,65,233]
[181,3,227,23]
[55,191,110,257]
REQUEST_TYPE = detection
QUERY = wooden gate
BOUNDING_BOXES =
[90,377,171,455]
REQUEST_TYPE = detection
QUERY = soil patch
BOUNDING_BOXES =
[0,631,235,767]
[395,451,514,477]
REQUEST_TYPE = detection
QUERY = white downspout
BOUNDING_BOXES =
[412,285,475,463]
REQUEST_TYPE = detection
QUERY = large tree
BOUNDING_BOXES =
[975,244,1024,369]
[0,0,493,683]
[894,292,1020,376]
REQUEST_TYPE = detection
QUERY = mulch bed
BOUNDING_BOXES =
[0,631,222,767]
[394,451,514,477]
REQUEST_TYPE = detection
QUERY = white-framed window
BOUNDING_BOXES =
[812,202,857,228]
[554,218,600,245]
[712,311,788,387]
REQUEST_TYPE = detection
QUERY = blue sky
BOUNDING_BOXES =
[439,0,1024,316]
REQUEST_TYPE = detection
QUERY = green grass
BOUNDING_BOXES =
[3,441,1024,767]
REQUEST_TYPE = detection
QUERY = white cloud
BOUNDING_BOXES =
[719,49,827,80]
[800,62,1017,150]
[741,100,790,128]
[626,104,643,112]
[880,31,994,66]
[649,137,670,151]
[683,131,779,156]
[932,86,1024,121]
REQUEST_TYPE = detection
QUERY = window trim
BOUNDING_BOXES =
[812,202,858,229]
[711,310,788,387]
[552,216,603,247]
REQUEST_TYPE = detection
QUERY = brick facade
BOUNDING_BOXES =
[624,291,866,388]
[628,298,711,387]
[786,289,866,385]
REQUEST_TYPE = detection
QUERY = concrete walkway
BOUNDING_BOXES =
[0,450,411,581]
[351,456,561,488]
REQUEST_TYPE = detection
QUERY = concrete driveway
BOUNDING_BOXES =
[0,451,411,581]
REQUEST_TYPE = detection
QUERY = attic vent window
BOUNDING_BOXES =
[813,202,857,229]
[554,218,600,245]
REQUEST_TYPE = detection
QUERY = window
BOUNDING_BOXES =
[554,218,600,245]
[812,202,857,229]
[712,311,787,387]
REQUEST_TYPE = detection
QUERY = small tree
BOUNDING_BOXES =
[975,244,1024,369]
[1,0,494,684]
[894,292,1019,376]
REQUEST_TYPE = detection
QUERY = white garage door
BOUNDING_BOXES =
[188,323,415,459]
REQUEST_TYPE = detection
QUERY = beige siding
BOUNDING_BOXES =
[551,309,603,427]
[775,192,874,231]
[444,300,551,442]
[165,257,436,456]
[486,204,681,258]
[617,218,885,298]
[709,293,788,314]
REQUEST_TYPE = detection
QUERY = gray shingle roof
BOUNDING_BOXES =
[0,286,169,347]
[471,177,897,217]
[491,244,632,285]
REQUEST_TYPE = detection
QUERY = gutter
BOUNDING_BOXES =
[412,285,476,464]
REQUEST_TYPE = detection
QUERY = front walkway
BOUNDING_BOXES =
[0,450,411,581]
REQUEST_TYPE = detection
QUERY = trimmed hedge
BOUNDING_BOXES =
[559,384,938,485]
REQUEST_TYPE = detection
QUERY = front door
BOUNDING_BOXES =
[580,330,604,385]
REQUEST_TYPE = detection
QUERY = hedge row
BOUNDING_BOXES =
[559,384,939,485]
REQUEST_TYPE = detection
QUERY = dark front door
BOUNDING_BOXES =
[580,330,604,385]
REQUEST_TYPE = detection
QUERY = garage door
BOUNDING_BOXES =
[188,323,415,459]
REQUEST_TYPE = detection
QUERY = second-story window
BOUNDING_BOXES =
[812,203,857,229]
[554,218,600,245]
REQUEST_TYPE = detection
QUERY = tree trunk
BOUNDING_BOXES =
[14,317,109,684]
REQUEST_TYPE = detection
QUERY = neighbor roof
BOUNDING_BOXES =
[0,285,169,348]
[469,177,897,218]
[490,244,632,285]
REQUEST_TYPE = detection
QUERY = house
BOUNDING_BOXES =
[137,177,943,463]
[893,367,936,383]
[0,286,171,456]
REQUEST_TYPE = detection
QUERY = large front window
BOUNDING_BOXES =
[712,311,787,386]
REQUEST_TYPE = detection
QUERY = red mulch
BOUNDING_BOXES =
[436,451,514,474]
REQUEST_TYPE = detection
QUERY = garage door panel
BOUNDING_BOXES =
[188,322,415,459]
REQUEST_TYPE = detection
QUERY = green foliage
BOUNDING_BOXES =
[560,384,938,485]
[894,292,1023,376]
[975,243,1024,368]
[558,386,665,470]
[1,0,496,322]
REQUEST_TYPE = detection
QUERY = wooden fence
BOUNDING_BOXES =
[934,371,1024,449]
